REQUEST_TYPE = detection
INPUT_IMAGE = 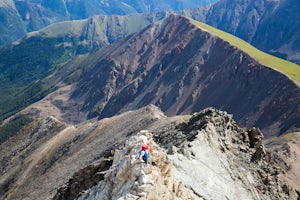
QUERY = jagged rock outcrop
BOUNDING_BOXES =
[1,106,300,199]
[53,157,114,200]
[0,105,168,200]
[152,108,299,199]
[78,130,194,200]
[53,108,300,200]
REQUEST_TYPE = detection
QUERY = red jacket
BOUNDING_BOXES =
[142,144,150,155]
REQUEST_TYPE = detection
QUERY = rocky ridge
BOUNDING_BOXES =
[265,133,300,193]
[77,130,194,200]
[26,14,299,137]
[51,108,299,200]
[0,105,167,200]
[153,108,299,199]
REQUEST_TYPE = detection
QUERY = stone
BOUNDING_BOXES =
[78,131,194,200]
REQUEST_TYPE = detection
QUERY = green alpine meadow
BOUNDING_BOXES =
[191,19,300,87]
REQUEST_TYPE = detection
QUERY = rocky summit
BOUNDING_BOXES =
[2,106,299,200]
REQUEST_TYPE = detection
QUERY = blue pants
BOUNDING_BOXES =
[138,150,149,163]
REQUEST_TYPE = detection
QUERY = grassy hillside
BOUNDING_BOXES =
[0,13,167,122]
[0,36,73,121]
[0,114,32,144]
[0,0,217,45]
[283,132,300,141]
[191,19,300,87]
[0,6,27,44]
[28,13,166,39]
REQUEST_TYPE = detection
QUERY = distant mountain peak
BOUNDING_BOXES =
[0,0,218,45]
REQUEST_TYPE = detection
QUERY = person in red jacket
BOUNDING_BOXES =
[137,144,150,165]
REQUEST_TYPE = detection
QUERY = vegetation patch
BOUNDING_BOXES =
[0,114,33,144]
[0,36,77,122]
[182,115,192,121]
[283,132,300,141]
[191,19,300,87]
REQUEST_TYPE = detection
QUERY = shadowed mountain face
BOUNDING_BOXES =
[202,0,300,64]
[25,14,299,137]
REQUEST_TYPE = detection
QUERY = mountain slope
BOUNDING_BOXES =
[0,105,167,200]
[0,13,166,122]
[265,132,300,192]
[190,20,300,87]
[202,0,300,64]
[1,106,299,199]
[27,12,167,47]
[0,0,27,44]
[0,0,218,45]
[23,14,300,137]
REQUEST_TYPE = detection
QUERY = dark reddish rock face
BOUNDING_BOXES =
[68,14,299,137]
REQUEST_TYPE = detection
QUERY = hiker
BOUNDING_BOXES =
[137,144,150,165]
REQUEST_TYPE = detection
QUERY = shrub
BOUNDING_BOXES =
[0,114,32,144]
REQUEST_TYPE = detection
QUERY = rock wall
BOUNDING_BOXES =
[53,157,114,200]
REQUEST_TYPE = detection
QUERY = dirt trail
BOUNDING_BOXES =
[5,126,76,199]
